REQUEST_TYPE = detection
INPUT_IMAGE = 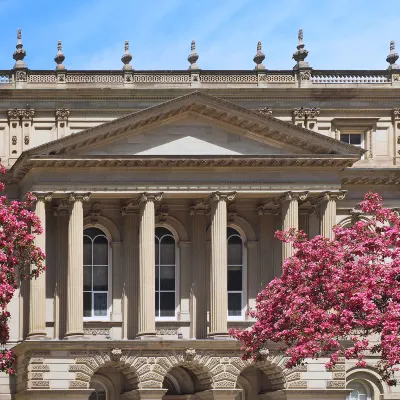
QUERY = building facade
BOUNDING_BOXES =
[0,30,399,399]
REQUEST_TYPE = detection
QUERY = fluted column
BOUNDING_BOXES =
[190,206,208,338]
[136,193,162,338]
[279,192,307,262]
[122,208,139,339]
[257,206,278,288]
[54,203,68,339]
[315,191,346,239]
[65,193,90,338]
[206,191,235,337]
[27,193,52,339]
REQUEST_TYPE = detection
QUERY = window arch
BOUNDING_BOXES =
[227,227,246,319]
[347,380,372,400]
[83,227,111,320]
[155,226,177,318]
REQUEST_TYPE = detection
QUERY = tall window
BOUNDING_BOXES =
[227,227,244,318]
[83,227,109,319]
[346,381,371,400]
[155,227,176,318]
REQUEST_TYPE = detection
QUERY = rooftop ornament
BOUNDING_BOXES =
[121,40,133,70]
[54,40,65,71]
[188,40,199,70]
[253,41,265,70]
[386,40,399,70]
[293,28,309,69]
[13,28,26,69]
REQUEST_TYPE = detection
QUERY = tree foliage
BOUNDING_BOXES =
[0,166,45,374]
[230,192,400,385]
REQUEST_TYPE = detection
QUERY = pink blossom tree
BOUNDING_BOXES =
[0,165,45,374]
[230,192,400,385]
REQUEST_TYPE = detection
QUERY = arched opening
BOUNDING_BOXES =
[83,226,111,320]
[89,380,107,400]
[346,380,372,400]
[236,366,279,399]
[89,366,132,400]
[162,366,203,396]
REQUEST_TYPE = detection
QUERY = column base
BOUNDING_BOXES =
[26,333,48,340]
[207,332,232,339]
[135,332,158,340]
[63,333,87,340]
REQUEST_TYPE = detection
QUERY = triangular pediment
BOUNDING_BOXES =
[11,91,363,178]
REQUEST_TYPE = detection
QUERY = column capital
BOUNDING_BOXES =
[202,191,236,206]
[32,191,53,202]
[53,199,69,216]
[128,192,163,208]
[275,191,309,205]
[310,190,347,206]
[68,192,91,203]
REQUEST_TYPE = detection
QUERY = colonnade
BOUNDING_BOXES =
[26,190,344,340]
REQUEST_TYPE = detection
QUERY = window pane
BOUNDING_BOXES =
[228,241,242,265]
[83,292,92,317]
[156,227,172,237]
[160,292,175,317]
[340,134,350,144]
[155,239,159,264]
[160,266,175,290]
[155,292,159,316]
[93,236,108,265]
[228,266,242,291]
[84,227,105,239]
[228,293,242,317]
[160,236,175,265]
[83,236,92,265]
[83,265,92,291]
[350,134,361,145]
[155,266,159,290]
[93,266,108,291]
[93,293,107,317]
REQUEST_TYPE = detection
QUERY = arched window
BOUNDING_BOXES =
[227,227,244,319]
[89,380,107,400]
[83,227,110,319]
[347,381,371,400]
[155,227,176,318]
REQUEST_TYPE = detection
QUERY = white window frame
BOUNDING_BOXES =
[155,224,180,321]
[340,132,364,149]
[227,225,247,321]
[346,380,372,400]
[83,225,112,322]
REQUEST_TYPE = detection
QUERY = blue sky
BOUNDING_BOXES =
[0,0,398,71]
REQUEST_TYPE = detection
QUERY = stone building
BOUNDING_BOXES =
[0,29,399,399]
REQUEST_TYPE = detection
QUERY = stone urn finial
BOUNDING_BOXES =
[121,40,133,71]
[188,40,199,70]
[54,40,66,71]
[13,28,27,69]
[293,28,309,69]
[253,41,266,70]
[387,40,399,70]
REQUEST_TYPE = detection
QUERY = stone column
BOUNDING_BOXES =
[27,193,52,339]
[257,206,278,289]
[190,206,208,338]
[53,203,68,339]
[206,192,235,337]
[315,191,346,239]
[279,192,307,262]
[65,193,90,338]
[122,208,139,339]
[136,193,162,338]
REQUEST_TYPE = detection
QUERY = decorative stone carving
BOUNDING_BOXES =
[89,203,101,223]
[156,203,168,222]
[121,40,133,71]
[83,328,110,336]
[293,107,320,119]
[55,108,70,121]
[258,107,272,115]
[155,328,178,335]
[188,40,199,70]
[387,40,399,70]
[54,40,66,70]
[293,29,309,69]
[184,348,196,362]
[253,41,266,70]
[111,348,123,362]
[327,380,346,388]
[13,29,27,69]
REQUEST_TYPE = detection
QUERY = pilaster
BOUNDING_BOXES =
[257,205,279,288]
[121,207,139,339]
[111,240,123,324]
[55,108,70,138]
[204,191,236,337]
[65,192,90,338]
[27,192,52,339]
[135,192,163,338]
[190,205,209,338]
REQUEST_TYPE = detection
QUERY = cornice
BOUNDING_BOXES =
[11,155,358,182]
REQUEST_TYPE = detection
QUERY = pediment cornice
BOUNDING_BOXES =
[11,155,359,182]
